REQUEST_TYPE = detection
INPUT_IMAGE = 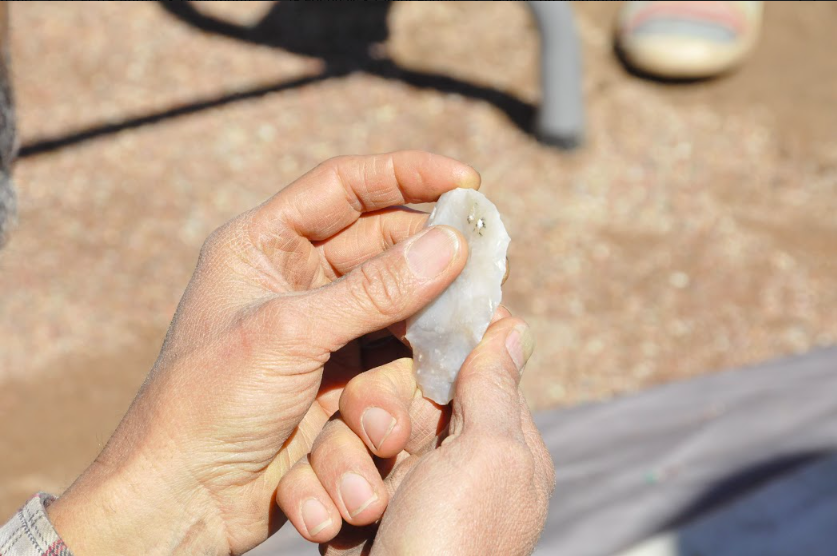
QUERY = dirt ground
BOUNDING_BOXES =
[2,1,836,519]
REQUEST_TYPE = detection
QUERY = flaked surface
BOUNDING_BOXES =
[406,189,510,404]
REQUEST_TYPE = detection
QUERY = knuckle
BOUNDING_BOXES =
[466,362,519,405]
[339,360,411,413]
[319,156,358,200]
[381,358,414,394]
[469,349,517,383]
[197,224,226,265]
[340,376,364,410]
[351,262,406,318]
[524,422,556,496]
[544,457,557,496]
[310,421,357,467]
[539,445,557,495]
[472,436,535,478]
[197,217,249,269]
[277,458,309,492]
[502,443,537,477]
[244,299,326,365]
[320,154,352,172]
[253,300,299,341]
[526,434,556,499]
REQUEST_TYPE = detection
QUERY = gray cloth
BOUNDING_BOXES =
[620,454,837,556]
[253,347,837,555]
[534,346,837,556]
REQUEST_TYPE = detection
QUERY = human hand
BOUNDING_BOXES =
[47,151,479,555]
[276,313,555,556]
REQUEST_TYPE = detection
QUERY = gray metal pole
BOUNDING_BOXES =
[527,1,585,149]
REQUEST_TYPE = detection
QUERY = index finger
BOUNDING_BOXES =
[256,151,480,241]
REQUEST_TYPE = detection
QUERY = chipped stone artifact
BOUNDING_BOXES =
[406,189,511,404]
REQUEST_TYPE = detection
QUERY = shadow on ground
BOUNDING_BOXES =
[21,1,536,159]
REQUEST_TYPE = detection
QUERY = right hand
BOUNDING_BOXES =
[276,315,555,555]
[47,151,478,556]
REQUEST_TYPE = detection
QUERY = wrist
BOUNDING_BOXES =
[48,444,228,555]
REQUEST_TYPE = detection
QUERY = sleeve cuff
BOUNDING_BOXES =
[0,493,73,556]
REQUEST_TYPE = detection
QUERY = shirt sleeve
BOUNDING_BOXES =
[0,493,73,556]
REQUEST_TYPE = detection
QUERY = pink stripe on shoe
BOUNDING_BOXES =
[627,1,747,36]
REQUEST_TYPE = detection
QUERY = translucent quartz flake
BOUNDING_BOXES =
[406,189,511,404]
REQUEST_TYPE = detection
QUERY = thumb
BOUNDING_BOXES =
[303,225,468,350]
[452,317,534,438]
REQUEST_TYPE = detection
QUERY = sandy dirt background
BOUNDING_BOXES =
[2,1,836,518]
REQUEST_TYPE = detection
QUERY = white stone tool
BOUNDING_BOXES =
[405,189,511,404]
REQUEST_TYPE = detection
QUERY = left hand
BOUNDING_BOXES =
[276,311,552,556]
[47,151,479,555]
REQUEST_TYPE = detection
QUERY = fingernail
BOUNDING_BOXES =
[362,407,396,450]
[405,227,459,280]
[340,473,378,518]
[301,498,332,536]
[505,324,534,373]
[455,166,481,189]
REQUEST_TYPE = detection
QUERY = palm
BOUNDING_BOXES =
[273,340,363,475]
[259,220,416,474]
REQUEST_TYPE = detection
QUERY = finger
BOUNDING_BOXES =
[339,358,415,457]
[256,151,480,241]
[297,224,468,350]
[276,458,343,542]
[317,207,428,279]
[309,418,389,526]
[452,317,534,438]
[491,305,512,323]
[320,523,378,556]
